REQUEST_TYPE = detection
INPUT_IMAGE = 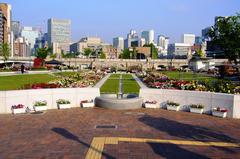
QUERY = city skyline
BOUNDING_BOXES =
[2,0,240,43]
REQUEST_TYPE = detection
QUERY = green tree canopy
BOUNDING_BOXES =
[35,47,52,60]
[0,43,10,63]
[120,49,131,59]
[83,48,92,57]
[195,49,205,58]
[144,43,158,59]
[99,51,106,59]
[208,14,240,65]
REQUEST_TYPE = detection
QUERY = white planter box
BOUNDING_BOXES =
[58,104,71,109]
[145,103,159,108]
[167,105,180,111]
[212,111,227,118]
[190,108,204,114]
[12,108,26,114]
[81,102,94,108]
[34,106,47,112]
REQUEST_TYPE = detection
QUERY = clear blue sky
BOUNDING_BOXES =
[3,0,240,43]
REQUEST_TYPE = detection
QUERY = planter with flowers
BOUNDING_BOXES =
[212,107,228,118]
[144,100,159,108]
[11,104,26,114]
[190,104,204,114]
[57,99,71,109]
[80,99,94,108]
[33,100,47,112]
[166,101,180,111]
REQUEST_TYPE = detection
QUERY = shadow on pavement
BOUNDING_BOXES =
[51,127,115,159]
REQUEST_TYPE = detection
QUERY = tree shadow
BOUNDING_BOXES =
[139,116,238,154]
[51,128,115,159]
[149,143,210,159]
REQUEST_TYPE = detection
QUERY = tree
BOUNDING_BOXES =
[50,53,57,60]
[35,47,52,66]
[144,43,158,59]
[208,14,240,65]
[0,43,10,63]
[195,49,205,58]
[84,48,92,57]
[120,49,131,59]
[99,51,106,59]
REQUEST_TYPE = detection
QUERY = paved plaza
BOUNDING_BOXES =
[0,108,240,159]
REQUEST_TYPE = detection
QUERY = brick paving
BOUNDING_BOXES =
[0,108,240,159]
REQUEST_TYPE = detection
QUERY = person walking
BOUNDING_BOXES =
[21,64,25,74]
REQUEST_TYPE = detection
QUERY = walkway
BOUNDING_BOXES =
[0,108,239,158]
[132,74,148,89]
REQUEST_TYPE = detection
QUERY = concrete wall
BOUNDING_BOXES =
[140,88,240,119]
[0,88,100,114]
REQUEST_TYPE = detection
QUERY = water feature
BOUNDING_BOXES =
[95,74,143,110]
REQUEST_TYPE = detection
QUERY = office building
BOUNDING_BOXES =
[168,43,192,59]
[202,27,211,39]
[141,30,154,44]
[124,29,139,49]
[182,34,195,45]
[0,3,11,44]
[11,21,20,39]
[157,35,169,50]
[113,37,124,50]
[21,27,40,52]
[34,33,48,50]
[14,37,31,57]
[70,37,102,53]
[48,18,71,54]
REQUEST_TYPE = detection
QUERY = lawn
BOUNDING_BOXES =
[100,74,140,94]
[0,74,57,90]
[161,71,217,81]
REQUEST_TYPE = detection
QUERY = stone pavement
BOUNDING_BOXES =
[0,108,239,159]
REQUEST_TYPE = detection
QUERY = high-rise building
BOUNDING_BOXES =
[141,30,154,44]
[182,34,195,45]
[139,38,146,47]
[113,37,124,50]
[21,27,40,51]
[14,37,31,57]
[124,29,139,49]
[11,21,20,39]
[157,35,169,50]
[202,27,211,40]
[0,3,13,57]
[48,18,71,54]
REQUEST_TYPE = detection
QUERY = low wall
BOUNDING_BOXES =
[0,88,100,114]
[139,89,240,119]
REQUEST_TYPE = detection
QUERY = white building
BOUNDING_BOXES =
[21,27,40,51]
[141,30,154,44]
[113,37,124,50]
[168,43,192,58]
[157,35,169,50]
[182,34,195,46]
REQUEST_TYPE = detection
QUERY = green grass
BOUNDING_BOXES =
[100,74,140,94]
[0,74,57,90]
[161,71,217,81]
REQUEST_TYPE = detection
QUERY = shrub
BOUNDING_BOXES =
[56,99,70,105]
[190,104,204,109]
[167,101,180,106]
[34,100,47,106]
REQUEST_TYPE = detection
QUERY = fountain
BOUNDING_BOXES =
[95,74,143,110]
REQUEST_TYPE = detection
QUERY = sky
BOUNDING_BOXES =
[3,0,240,43]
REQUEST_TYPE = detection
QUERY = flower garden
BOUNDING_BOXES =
[137,71,240,94]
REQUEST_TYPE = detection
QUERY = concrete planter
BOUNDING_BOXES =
[34,106,47,112]
[81,102,94,108]
[11,108,26,114]
[145,103,159,109]
[58,104,71,109]
[167,105,180,111]
[190,108,204,114]
[212,111,227,118]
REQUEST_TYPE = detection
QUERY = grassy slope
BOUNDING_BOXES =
[0,74,57,90]
[100,74,140,94]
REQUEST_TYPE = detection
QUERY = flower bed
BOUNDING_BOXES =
[24,71,105,89]
[11,104,26,114]
[212,107,228,118]
[138,72,239,94]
